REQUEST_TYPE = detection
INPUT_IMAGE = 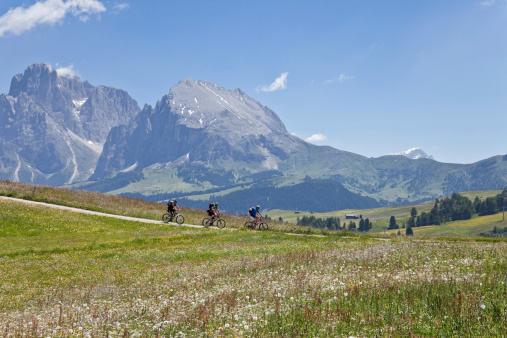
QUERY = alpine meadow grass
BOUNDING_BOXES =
[0,182,506,336]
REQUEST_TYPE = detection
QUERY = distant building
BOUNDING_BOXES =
[345,214,358,219]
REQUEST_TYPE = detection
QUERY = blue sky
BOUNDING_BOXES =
[0,0,505,164]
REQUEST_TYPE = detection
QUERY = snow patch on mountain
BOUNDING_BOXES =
[392,148,434,160]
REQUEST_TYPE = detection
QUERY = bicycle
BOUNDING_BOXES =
[162,211,184,225]
[244,217,268,231]
[202,214,226,229]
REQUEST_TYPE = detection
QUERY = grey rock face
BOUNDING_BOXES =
[92,79,305,179]
[0,64,140,185]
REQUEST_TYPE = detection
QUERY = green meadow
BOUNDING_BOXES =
[0,181,506,336]
[268,189,504,235]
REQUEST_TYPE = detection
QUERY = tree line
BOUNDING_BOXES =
[296,215,373,232]
[389,189,507,235]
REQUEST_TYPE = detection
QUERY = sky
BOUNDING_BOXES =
[0,0,506,164]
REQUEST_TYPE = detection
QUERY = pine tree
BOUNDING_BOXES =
[389,216,398,229]
[411,207,418,218]
[406,226,414,236]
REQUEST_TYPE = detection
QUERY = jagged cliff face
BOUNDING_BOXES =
[0,64,140,185]
[92,79,306,179]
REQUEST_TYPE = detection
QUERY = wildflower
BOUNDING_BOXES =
[344,292,348,297]
[246,296,249,300]
[225,323,230,328]
[234,315,239,320]
[244,325,249,330]
[480,304,486,310]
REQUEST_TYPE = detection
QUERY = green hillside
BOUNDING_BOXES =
[1,186,506,336]
[268,189,505,235]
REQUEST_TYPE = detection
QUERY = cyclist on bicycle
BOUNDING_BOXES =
[212,202,221,222]
[249,205,262,228]
[168,200,179,220]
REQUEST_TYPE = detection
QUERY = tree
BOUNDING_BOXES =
[406,226,414,236]
[389,216,398,229]
[358,219,365,232]
[411,207,418,218]
[348,221,356,231]
[473,196,481,214]
[486,197,497,215]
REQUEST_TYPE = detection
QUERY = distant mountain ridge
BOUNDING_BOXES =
[0,64,140,185]
[1,64,506,212]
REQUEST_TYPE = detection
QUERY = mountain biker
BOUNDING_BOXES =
[168,200,179,221]
[212,202,220,222]
[207,202,215,221]
[249,205,262,228]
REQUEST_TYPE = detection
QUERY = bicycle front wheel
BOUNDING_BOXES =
[259,222,268,231]
[216,219,226,229]
[175,215,184,224]
[162,213,171,223]
[203,218,211,228]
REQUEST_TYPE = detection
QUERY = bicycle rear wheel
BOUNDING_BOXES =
[216,219,226,229]
[244,221,252,229]
[175,215,184,224]
[259,222,268,231]
[162,213,171,223]
[203,218,211,228]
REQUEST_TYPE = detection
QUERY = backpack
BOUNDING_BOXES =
[167,201,174,211]
[248,207,254,216]
[209,203,214,209]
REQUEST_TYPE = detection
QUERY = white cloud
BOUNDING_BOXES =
[305,134,327,143]
[480,0,495,5]
[56,64,78,78]
[113,3,130,13]
[258,72,288,92]
[0,0,106,37]
[324,73,354,85]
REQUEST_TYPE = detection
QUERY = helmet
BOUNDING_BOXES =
[215,202,219,206]
[256,205,260,209]
[174,200,178,203]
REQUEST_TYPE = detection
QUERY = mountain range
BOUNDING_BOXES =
[1,64,506,213]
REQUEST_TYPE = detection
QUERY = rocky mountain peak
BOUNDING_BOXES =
[164,78,288,136]
[92,79,304,179]
[0,63,140,185]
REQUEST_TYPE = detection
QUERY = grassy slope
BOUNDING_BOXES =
[0,193,506,336]
[0,180,340,235]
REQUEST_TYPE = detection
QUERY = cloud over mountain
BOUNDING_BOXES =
[0,0,106,37]
[258,72,288,92]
